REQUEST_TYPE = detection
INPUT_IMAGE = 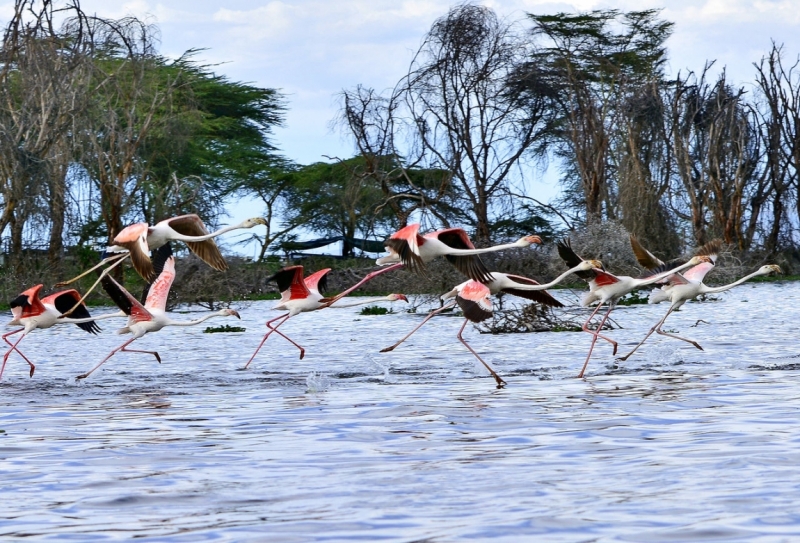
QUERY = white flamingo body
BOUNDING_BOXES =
[557,238,710,377]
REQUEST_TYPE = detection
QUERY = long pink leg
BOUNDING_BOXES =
[265,317,306,359]
[618,306,676,361]
[321,263,404,307]
[655,310,703,350]
[76,337,157,380]
[380,302,456,353]
[1,329,34,379]
[577,304,616,378]
[457,319,506,388]
[243,314,291,369]
[581,304,618,352]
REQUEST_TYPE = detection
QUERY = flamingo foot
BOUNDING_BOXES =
[612,342,618,355]
[299,349,305,360]
[29,364,35,378]
[75,373,88,380]
[694,342,704,351]
[379,346,395,353]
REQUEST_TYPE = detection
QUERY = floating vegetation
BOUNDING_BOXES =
[203,324,246,333]
[360,306,392,315]
[616,291,649,305]
[478,303,611,334]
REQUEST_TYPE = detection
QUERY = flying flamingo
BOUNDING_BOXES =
[325,224,545,299]
[381,259,603,354]
[75,244,241,380]
[557,239,711,378]
[56,214,267,314]
[383,280,506,388]
[376,224,542,282]
[1,285,125,379]
[618,239,780,359]
[243,265,409,368]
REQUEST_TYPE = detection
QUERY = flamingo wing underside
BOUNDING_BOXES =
[696,239,722,264]
[51,290,100,334]
[141,243,174,304]
[629,235,664,269]
[269,266,311,300]
[385,238,425,275]
[167,214,228,271]
[101,275,151,322]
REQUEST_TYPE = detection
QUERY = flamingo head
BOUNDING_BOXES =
[387,293,409,303]
[222,309,241,319]
[687,255,713,266]
[760,264,782,275]
[579,259,604,271]
[376,247,400,266]
[517,235,542,247]
[242,217,267,228]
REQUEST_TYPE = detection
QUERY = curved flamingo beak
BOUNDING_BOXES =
[394,294,409,303]
[524,235,542,245]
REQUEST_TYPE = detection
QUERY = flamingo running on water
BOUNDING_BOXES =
[557,238,711,378]
[619,237,780,359]
[380,259,603,355]
[1,286,125,379]
[75,244,241,380]
[243,266,408,368]
[383,280,506,388]
[57,214,267,314]
[323,224,544,298]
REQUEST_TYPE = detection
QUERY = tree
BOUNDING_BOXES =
[526,9,674,223]
[398,4,553,242]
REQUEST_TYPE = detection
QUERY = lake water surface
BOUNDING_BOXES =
[2,281,800,541]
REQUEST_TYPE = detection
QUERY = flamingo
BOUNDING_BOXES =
[618,253,781,360]
[381,259,604,354]
[243,265,409,368]
[382,280,506,388]
[327,224,544,299]
[75,244,241,380]
[1,285,125,379]
[557,238,712,378]
[56,214,267,314]
[376,224,541,282]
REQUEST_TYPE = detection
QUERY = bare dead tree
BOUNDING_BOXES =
[667,66,761,249]
[398,4,552,242]
[0,0,96,267]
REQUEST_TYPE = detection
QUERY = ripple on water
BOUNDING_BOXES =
[1,284,800,540]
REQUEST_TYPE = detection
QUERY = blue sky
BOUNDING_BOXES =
[25,0,800,254]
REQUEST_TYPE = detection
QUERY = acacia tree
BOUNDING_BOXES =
[337,85,458,229]
[526,9,673,223]
[398,4,553,242]
[667,66,761,248]
[0,0,97,267]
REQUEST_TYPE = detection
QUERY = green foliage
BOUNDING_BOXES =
[616,291,649,305]
[359,306,391,315]
[203,324,246,333]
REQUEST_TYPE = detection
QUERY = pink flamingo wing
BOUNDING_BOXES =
[682,262,715,283]
[456,281,492,323]
[303,268,331,295]
[144,257,176,311]
[114,222,154,281]
[591,269,619,287]
[12,284,45,319]
[429,228,475,249]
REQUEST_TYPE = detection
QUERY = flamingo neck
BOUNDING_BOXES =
[699,270,766,294]
[633,259,695,288]
[166,311,230,327]
[519,265,583,291]
[328,296,397,308]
